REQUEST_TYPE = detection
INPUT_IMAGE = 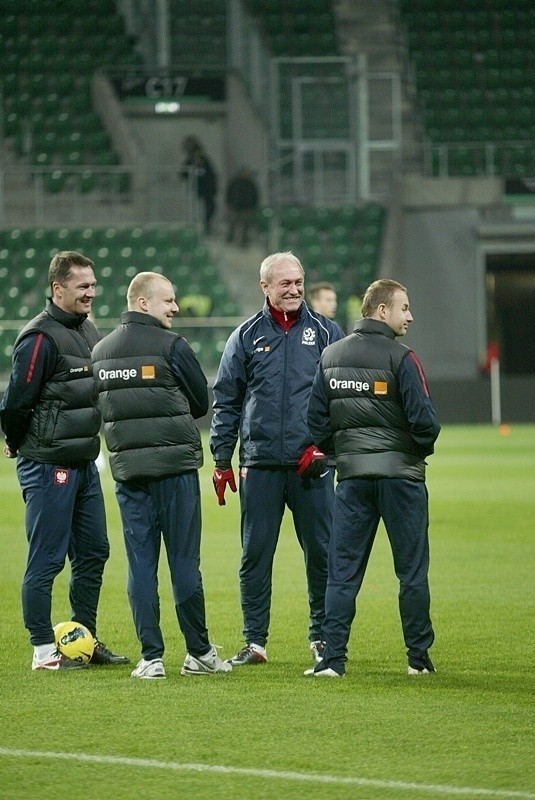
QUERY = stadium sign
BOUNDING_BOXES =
[109,68,225,103]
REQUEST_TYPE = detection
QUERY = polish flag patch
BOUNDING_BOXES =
[54,468,69,485]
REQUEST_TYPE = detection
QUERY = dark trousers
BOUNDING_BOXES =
[17,456,109,646]
[115,471,210,661]
[238,466,334,648]
[201,194,216,234]
[226,209,257,247]
[323,477,434,673]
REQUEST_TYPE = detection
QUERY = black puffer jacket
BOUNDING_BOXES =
[308,318,440,481]
[92,312,203,482]
[16,301,101,465]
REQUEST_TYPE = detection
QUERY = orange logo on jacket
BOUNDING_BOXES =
[141,365,156,379]
[373,381,388,395]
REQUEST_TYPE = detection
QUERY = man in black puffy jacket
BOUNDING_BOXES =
[306,278,441,678]
[92,271,231,680]
[0,251,128,671]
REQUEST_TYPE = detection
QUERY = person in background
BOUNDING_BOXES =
[225,167,260,248]
[181,143,218,235]
[305,279,440,678]
[210,252,345,668]
[308,281,338,321]
[0,251,129,671]
[92,271,232,680]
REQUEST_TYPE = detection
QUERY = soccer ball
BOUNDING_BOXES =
[53,621,95,663]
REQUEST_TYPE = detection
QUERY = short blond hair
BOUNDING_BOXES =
[361,279,407,317]
[127,272,173,310]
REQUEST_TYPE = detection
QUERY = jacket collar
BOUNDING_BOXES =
[120,310,166,328]
[45,298,88,329]
[353,317,397,339]
[262,298,305,326]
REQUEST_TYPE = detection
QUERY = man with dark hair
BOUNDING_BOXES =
[92,271,231,679]
[305,278,441,677]
[308,282,338,321]
[0,251,128,670]
[210,251,345,668]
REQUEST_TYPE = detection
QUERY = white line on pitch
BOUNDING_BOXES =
[0,747,533,799]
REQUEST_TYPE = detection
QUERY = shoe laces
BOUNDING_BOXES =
[201,644,223,663]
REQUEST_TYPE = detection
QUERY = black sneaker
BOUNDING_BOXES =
[90,640,130,665]
[226,644,267,666]
[310,641,326,663]
[32,648,88,671]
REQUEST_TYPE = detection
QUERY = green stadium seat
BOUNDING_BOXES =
[3,111,21,137]
[78,170,98,194]
[504,146,534,178]
[257,207,275,233]
[44,169,67,194]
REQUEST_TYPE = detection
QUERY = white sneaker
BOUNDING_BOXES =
[303,666,344,677]
[181,644,233,675]
[131,658,166,679]
[408,654,435,675]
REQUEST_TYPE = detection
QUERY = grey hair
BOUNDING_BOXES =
[260,251,304,283]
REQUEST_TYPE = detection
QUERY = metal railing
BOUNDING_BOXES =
[0,164,203,228]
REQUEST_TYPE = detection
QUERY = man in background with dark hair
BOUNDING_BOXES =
[308,281,338,321]
[0,251,128,671]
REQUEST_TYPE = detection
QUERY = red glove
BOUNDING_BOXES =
[297,445,328,479]
[212,464,237,506]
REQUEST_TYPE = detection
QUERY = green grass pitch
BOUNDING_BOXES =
[0,425,533,800]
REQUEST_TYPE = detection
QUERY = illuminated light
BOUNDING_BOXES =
[154,101,180,113]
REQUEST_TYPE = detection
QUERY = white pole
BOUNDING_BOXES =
[490,357,501,426]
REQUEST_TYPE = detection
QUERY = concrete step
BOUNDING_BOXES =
[208,238,266,320]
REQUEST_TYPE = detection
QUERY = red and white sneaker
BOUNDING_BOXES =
[32,648,88,671]
[226,643,267,666]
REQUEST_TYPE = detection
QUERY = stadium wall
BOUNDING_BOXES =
[397,206,483,381]
[429,376,535,424]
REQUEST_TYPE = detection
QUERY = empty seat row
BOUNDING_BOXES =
[0,226,201,250]
[400,0,533,11]
[428,144,534,178]
[273,204,386,302]
[0,227,236,326]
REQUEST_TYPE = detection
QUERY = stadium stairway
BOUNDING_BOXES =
[209,239,266,320]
